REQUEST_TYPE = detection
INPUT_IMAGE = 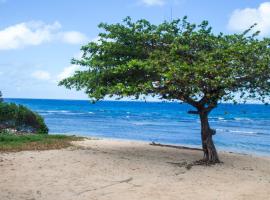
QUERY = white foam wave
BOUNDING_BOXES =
[216,128,267,136]
[44,110,70,113]
[234,117,253,121]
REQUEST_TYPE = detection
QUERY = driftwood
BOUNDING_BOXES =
[149,142,202,151]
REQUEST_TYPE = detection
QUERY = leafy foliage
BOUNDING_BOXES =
[0,91,3,103]
[59,17,270,110]
[0,102,49,134]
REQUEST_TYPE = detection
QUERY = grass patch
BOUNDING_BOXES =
[0,132,84,152]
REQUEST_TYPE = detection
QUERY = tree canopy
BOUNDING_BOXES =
[60,17,270,105]
[59,17,270,163]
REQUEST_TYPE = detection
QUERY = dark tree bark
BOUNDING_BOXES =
[199,111,220,163]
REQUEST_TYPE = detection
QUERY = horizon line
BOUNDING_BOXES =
[3,97,267,105]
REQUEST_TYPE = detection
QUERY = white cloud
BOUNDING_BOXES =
[91,36,115,45]
[91,36,101,43]
[0,21,88,50]
[73,51,84,59]
[61,31,88,44]
[0,21,60,50]
[228,2,270,36]
[57,65,80,81]
[31,70,51,81]
[140,0,166,6]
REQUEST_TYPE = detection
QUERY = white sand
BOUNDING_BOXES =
[1,138,270,200]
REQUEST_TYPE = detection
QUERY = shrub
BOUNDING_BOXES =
[0,102,48,134]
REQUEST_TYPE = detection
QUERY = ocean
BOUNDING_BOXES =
[5,98,270,156]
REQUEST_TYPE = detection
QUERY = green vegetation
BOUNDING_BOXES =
[0,91,3,103]
[0,92,82,152]
[0,131,83,152]
[0,96,48,134]
[60,17,270,163]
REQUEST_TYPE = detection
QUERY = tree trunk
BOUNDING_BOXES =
[199,112,220,163]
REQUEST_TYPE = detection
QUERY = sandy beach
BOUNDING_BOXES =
[1,138,270,200]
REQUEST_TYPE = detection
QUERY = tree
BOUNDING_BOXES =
[59,17,270,163]
[0,91,3,103]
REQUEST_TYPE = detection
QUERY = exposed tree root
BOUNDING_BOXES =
[193,159,223,166]
[151,142,222,169]
[168,159,223,170]
[77,177,133,195]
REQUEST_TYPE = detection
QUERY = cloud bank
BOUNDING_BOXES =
[228,2,270,36]
[0,21,88,50]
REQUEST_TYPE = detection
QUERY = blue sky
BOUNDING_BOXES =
[0,0,269,99]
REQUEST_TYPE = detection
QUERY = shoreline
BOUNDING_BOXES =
[51,133,270,158]
[1,138,270,200]
[81,136,270,158]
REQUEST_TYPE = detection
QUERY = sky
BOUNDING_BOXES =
[0,0,269,100]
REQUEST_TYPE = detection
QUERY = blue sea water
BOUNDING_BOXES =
[5,98,270,156]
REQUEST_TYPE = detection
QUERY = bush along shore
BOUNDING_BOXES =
[0,92,83,152]
[0,102,48,134]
